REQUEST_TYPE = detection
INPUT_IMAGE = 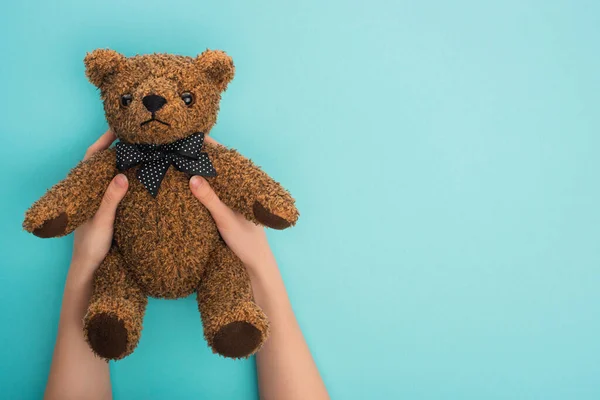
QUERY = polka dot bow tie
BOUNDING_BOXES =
[115,132,217,197]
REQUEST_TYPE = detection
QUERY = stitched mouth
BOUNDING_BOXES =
[141,116,170,126]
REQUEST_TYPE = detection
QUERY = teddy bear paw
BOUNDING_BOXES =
[31,212,68,238]
[213,321,264,358]
[85,312,129,360]
[252,201,296,230]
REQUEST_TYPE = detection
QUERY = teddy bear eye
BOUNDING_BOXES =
[120,94,133,107]
[181,92,194,106]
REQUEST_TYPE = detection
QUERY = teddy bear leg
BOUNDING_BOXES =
[84,248,147,360]
[197,244,270,358]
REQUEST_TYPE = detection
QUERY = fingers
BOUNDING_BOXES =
[189,176,235,225]
[203,135,224,148]
[93,174,129,227]
[84,129,117,161]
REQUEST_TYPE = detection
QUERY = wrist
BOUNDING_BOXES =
[246,255,292,319]
[70,251,102,270]
[66,258,98,289]
[61,260,97,321]
[245,253,283,292]
[245,249,278,277]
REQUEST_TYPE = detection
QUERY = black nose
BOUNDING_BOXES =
[142,94,167,113]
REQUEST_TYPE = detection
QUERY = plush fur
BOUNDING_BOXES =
[23,49,299,360]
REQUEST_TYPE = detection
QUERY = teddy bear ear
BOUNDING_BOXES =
[84,49,126,88]
[195,50,235,91]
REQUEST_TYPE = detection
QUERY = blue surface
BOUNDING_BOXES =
[1,0,600,398]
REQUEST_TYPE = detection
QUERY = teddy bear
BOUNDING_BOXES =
[22,49,299,360]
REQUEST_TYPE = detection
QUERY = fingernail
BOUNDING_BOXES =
[115,174,128,188]
[190,176,202,189]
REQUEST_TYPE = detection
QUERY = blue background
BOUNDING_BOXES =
[1,0,599,398]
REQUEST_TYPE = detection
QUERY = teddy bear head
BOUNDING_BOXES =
[84,49,234,145]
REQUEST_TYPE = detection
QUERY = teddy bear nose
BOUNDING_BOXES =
[142,94,167,113]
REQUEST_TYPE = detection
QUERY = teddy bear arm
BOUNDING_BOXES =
[205,144,299,229]
[23,148,118,238]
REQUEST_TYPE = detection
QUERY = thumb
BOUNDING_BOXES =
[189,176,234,225]
[94,174,129,226]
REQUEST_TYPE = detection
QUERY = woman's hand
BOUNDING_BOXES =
[70,130,128,276]
[71,174,128,270]
[189,136,275,274]
[189,175,274,272]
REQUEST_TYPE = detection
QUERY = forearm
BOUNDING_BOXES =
[188,169,317,397]
[45,262,111,400]
[248,257,329,400]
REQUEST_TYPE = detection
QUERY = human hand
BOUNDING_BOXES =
[70,130,129,275]
[189,137,276,273]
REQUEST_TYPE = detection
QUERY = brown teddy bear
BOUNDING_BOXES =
[22,49,299,360]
